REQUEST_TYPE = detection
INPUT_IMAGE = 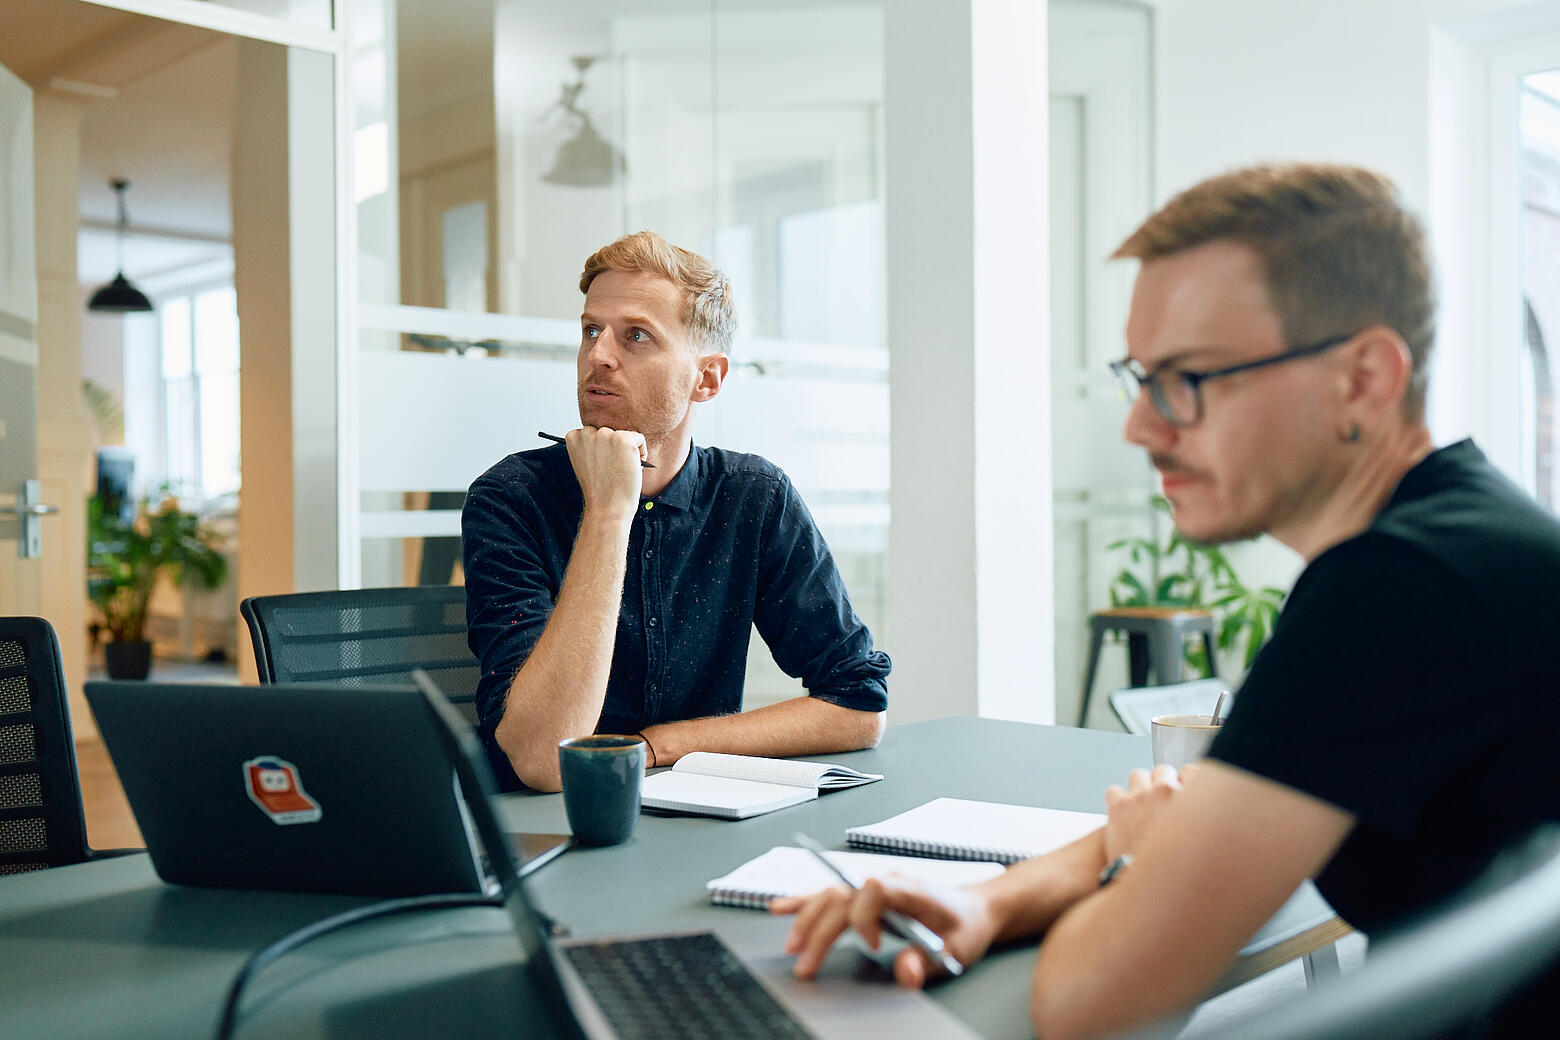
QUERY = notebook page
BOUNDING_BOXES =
[846,798,1105,864]
[641,771,818,819]
[672,752,882,790]
[706,846,1006,909]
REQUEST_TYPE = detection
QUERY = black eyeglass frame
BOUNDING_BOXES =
[1109,333,1354,428]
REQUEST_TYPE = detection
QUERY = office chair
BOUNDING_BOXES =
[240,586,481,727]
[1122,825,1560,1040]
[0,616,137,873]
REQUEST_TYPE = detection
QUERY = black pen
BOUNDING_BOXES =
[538,431,654,468]
[793,831,964,977]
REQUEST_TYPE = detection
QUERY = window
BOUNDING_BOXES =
[1523,71,1560,511]
[158,285,241,501]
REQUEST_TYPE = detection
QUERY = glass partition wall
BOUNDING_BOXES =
[350,0,888,705]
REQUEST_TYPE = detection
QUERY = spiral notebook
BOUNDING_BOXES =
[705,846,1006,909]
[845,797,1105,865]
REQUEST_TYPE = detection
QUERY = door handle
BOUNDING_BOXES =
[0,480,60,559]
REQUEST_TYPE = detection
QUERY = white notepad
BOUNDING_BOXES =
[846,797,1105,864]
[640,752,884,820]
[706,846,1006,909]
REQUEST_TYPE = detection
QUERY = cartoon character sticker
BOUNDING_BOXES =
[244,757,323,825]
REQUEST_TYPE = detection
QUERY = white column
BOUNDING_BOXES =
[33,91,93,736]
[884,0,1052,724]
[234,41,338,660]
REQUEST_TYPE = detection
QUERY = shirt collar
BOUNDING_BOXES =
[642,442,700,512]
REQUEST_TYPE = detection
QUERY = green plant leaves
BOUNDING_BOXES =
[1105,496,1288,675]
[87,492,228,644]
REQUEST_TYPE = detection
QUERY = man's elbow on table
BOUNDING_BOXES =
[851,709,887,749]
[496,720,566,792]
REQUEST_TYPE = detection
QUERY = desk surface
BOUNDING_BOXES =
[0,717,1340,1039]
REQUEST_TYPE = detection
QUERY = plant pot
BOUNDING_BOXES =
[104,640,153,680]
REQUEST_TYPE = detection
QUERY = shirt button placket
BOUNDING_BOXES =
[642,504,662,715]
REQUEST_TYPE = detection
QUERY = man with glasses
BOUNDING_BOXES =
[777,163,1560,1038]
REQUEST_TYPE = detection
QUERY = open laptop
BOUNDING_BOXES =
[85,680,568,895]
[88,676,979,1039]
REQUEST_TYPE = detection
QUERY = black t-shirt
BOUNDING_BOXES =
[1210,440,1560,936]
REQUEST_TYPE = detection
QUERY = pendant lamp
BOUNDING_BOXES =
[541,57,626,187]
[87,179,153,313]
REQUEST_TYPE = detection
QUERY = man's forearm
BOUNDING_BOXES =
[977,829,1107,945]
[641,696,884,767]
[494,512,632,790]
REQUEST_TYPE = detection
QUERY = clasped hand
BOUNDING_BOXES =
[562,426,647,517]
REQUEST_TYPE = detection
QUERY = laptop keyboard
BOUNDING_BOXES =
[561,932,818,1040]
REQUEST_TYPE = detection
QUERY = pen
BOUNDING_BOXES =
[792,831,964,977]
[538,431,654,468]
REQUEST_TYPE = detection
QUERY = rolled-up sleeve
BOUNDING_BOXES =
[752,474,890,712]
[461,472,558,736]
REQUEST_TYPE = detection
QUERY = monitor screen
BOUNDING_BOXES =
[95,447,136,524]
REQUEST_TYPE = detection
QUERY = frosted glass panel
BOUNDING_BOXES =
[356,349,576,494]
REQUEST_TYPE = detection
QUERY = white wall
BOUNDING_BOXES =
[1152,0,1560,470]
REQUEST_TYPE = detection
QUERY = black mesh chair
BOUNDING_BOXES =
[0,616,134,874]
[1122,825,1560,1040]
[240,586,481,728]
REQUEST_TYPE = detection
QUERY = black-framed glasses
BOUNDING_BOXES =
[1108,333,1354,428]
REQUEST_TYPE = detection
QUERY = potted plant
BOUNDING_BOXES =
[1106,496,1287,674]
[87,491,229,679]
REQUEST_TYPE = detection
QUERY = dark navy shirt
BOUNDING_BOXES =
[462,442,891,790]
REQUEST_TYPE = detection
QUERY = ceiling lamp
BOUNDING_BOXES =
[87,179,153,313]
[541,57,626,188]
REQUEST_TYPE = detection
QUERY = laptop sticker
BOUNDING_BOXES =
[244,757,323,825]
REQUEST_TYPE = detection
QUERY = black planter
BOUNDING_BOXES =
[104,640,153,680]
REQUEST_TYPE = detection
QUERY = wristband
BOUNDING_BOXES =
[1099,853,1133,887]
[636,731,657,769]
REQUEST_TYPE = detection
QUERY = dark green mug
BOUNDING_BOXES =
[557,735,646,846]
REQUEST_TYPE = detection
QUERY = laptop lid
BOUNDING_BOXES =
[85,680,490,897]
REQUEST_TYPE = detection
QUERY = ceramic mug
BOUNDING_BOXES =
[557,735,646,846]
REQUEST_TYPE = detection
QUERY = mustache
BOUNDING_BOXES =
[1149,454,1206,480]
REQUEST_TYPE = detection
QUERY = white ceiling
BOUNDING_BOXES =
[0,0,237,286]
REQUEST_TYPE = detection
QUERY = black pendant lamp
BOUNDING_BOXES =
[87,179,153,313]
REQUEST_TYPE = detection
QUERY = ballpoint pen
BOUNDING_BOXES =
[792,831,964,977]
[538,431,655,468]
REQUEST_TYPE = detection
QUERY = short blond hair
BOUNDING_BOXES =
[579,231,736,354]
[1114,163,1436,419]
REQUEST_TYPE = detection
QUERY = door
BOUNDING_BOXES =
[0,59,53,615]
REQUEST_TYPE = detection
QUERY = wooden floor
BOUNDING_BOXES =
[77,737,144,851]
[75,658,238,852]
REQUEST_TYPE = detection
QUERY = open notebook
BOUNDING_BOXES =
[706,845,1006,909]
[641,752,883,820]
[846,798,1105,864]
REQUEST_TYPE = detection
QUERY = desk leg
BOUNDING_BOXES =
[1303,943,1341,990]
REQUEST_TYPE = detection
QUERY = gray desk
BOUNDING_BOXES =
[0,717,1343,1039]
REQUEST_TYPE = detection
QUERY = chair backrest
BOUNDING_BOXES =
[0,617,91,873]
[1123,825,1560,1040]
[240,586,480,728]
[1108,678,1230,736]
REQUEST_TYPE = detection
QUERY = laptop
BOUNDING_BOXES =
[86,677,979,1040]
[85,680,568,895]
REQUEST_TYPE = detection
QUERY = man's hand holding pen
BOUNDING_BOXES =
[772,876,1000,989]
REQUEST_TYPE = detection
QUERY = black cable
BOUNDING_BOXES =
[214,892,503,1040]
